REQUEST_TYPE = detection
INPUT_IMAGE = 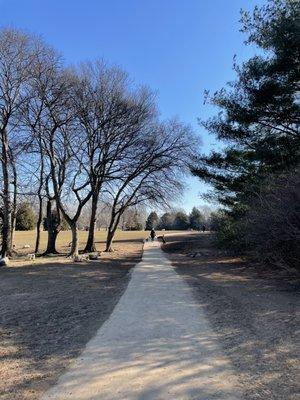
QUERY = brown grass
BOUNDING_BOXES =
[13,229,175,253]
[11,230,178,266]
[163,233,300,400]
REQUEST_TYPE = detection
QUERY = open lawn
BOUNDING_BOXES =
[10,229,178,267]
[13,229,150,253]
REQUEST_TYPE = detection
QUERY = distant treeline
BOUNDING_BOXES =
[145,208,209,231]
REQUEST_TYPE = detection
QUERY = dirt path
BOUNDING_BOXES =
[0,243,141,400]
[163,233,300,400]
[42,241,242,400]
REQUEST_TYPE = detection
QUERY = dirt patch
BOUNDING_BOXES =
[163,233,300,400]
[0,242,143,400]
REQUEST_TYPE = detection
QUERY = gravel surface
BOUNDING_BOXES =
[0,242,142,400]
[163,233,300,400]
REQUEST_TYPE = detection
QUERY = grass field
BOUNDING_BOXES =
[13,229,174,255]
[10,229,182,267]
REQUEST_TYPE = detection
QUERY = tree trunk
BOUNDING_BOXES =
[44,200,59,255]
[1,201,12,258]
[10,160,17,249]
[1,130,12,258]
[84,192,98,252]
[69,222,79,257]
[105,229,115,252]
[35,195,43,254]
[35,143,44,254]
[45,228,59,254]
[105,212,122,252]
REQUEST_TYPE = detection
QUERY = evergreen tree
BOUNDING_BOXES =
[158,212,175,230]
[192,0,300,265]
[189,207,204,230]
[145,211,159,230]
[174,211,189,230]
[16,203,36,231]
[192,0,300,214]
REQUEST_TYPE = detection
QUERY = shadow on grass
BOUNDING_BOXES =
[0,250,142,400]
[163,233,300,400]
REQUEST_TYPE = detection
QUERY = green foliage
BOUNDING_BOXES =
[193,0,300,208]
[124,221,143,231]
[209,210,226,232]
[145,211,159,230]
[173,211,189,230]
[192,0,300,268]
[189,207,205,230]
[241,169,300,269]
[16,203,36,231]
[215,217,240,250]
[157,212,175,230]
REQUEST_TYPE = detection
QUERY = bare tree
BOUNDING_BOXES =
[104,120,195,251]
[22,54,91,256]
[72,61,156,252]
[20,40,62,253]
[43,73,95,256]
[0,28,199,260]
[0,29,37,257]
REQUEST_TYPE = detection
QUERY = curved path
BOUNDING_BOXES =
[42,241,241,400]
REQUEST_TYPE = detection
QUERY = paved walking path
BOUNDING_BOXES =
[42,241,241,400]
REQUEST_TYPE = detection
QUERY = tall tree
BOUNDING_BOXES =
[72,62,156,252]
[32,66,92,256]
[192,0,300,214]
[189,207,204,230]
[20,39,62,254]
[145,211,159,230]
[158,212,175,230]
[0,29,38,257]
[105,120,195,251]
[174,211,189,230]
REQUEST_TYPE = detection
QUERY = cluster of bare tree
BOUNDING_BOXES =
[0,29,197,258]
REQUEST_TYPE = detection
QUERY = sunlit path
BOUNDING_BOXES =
[42,241,241,400]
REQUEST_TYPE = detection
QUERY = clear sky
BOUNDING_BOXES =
[0,0,265,212]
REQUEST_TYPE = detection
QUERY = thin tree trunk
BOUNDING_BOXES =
[10,161,17,249]
[35,195,43,254]
[105,229,115,252]
[70,222,79,257]
[1,129,12,258]
[35,140,44,254]
[84,191,98,252]
[105,211,122,252]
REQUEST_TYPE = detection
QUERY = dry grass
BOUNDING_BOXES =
[13,229,145,253]
[11,230,177,267]
[13,229,174,253]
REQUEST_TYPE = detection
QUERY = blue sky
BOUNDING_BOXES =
[0,0,265,212]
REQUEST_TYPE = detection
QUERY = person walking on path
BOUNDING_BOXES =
[150,228,156,241]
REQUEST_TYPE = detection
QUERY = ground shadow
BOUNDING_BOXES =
[0,250,142,400]
[163,233,300,400]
